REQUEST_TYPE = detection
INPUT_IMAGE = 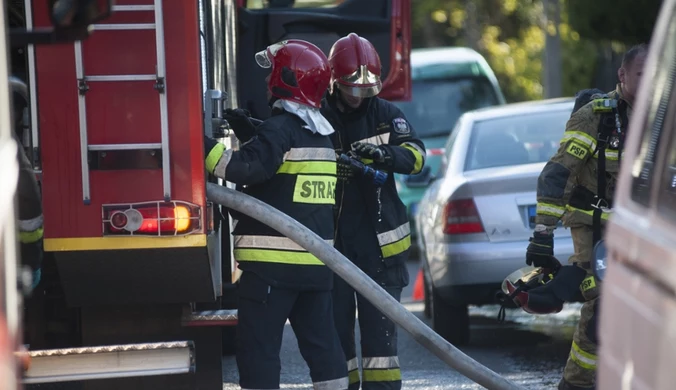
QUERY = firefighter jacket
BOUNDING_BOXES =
[535,84,631,229]
[14,132,43,276]
[321,94,426,268]
[205,109,337,291]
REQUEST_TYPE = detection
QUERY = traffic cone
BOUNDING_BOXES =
[412,268,425,302]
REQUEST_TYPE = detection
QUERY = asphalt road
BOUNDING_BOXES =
[222,261,583,389]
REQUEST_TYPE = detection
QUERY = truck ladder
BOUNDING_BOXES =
[183,309,238,327]
[75,1,171,204]
[22,341,194,384]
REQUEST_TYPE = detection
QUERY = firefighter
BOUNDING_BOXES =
[203,39,348,390]
[526,44,648,390]
[322,33,426,390]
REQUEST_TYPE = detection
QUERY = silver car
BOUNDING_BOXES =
[415,98,577,345]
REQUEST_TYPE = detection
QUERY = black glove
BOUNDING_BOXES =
[526,230,559,269]
[223,108,258,143]
[352,142,388,163]
[336,154,355,181]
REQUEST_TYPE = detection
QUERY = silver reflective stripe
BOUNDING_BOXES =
[377,222,410,247]
[214,149,233,179]
[536,204,565,217]
[402,141,425,159]
[235,235,333,251]
[314,376,349,390]
[362,356,400,369]
[18,214,43,232]
[284,147,335,162]
[355,132,390,147]
[347,357,359,371]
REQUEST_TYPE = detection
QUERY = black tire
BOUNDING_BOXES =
[430,287,470,346]
[423,272,431,319]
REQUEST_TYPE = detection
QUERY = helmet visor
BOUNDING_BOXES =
[336,82,382,98]
[255,41,289,69]
[336,64,382,97]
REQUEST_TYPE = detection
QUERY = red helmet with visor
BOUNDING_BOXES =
[328,33,382,98]
[255,39,331,108]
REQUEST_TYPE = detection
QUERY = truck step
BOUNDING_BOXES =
[22,341,194,384]
[182,309,238,327]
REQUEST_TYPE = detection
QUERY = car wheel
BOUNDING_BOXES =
[423,272,431,319]
[430,287,470,346]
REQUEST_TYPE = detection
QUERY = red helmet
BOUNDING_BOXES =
[328,33,382,98]
[255,39,331,108]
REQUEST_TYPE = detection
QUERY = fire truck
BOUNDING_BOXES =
[4,0,412,389]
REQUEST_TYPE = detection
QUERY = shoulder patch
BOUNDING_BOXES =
[566,141,588,160]
[392,117,410,134]
[591,98,617,113]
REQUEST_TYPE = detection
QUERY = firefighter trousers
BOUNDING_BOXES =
[236,271,348,390]
[561,226,600,389]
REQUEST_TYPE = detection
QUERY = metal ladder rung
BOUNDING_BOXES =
[112,5,155,12]
[86,75,157,82]
[89,143,162,152]
[93,23,155,31]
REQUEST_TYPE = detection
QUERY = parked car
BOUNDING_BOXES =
[391,47,506,256]
[596,1,676,387]
[415,98,577,345]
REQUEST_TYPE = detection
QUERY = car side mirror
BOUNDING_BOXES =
[404,165,435,188]
[591,239,607,282]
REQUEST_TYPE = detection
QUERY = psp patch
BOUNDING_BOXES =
[392,118,410,134]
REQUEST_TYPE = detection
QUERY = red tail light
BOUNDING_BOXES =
[442,199,484,235]
[103,201,201,236]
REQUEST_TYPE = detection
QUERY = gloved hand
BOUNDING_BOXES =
[223,108,258,143]
[336,154,355,180]
[204,135,224,175]
[352,142,388,163]
[526,228,559,269]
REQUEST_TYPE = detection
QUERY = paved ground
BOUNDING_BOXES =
[222,261,582,389]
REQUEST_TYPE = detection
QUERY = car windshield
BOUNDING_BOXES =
[393,77,500,138]
[464,107,573,171]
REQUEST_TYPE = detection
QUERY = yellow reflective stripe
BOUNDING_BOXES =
[377,223,410,247]
[348,370,360,385]
[381,235,411,258]
[292,175,337,205]
[44,235,207,252]
[570,341,596,370]
[234,249,324,266]
[565,205,611,220]
[580,275,596,292]
[359,157,374,165]
[536,203,565,218]
[561,131,596,151]
[362,368,401,382]
[402,143,424,174]
[277,161,336,175]
[205,143,225,174]
[19,227,43,244]
[283,147,335,162]
[593,149,619,161]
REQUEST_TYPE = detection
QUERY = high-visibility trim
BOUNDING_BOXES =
[402,142,425,174]
[359,157,374,165]
[347,357,358,371]
[377,222,410,247]
[362,356,400,370]
[561,131,596,151]
[348,370,360,385]
[213,149,233,179]
[277,161,336,175]
[570,341,596,370]
[313,376,349,390]
[381,235,411,258]
[20,227,44,244]
[234,235,333,266]
[566,141,589,160]
[536,203,565,218]
[44,234,207,252]
[593,149,619,161]
[355,132,390,147]
[362,368,402,382]
[205,143,225,174]
[565,205,611,220]
[19,215,44,232]
[283,147,335,162]
[580,275,596,292]
[292,175,337,205]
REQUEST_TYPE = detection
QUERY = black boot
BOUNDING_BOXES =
[558,379,595,390]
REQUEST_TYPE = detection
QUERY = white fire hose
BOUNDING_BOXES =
[206,183,524,390]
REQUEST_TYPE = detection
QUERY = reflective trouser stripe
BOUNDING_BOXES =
[20,227,43,244]
[402,142,425,174]
[565,205,611,220]
[347,358,359,384]
[570,341,596,370]
[362,368,402,382]
[378,223,411,258]
[363,356,399,369]
[536,203,565,218]
[234,235,333,266]
[19,215,43,232]
[313,376,349,390]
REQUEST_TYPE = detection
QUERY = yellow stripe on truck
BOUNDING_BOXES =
[44,234,207,252]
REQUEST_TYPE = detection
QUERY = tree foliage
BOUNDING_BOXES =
[567,0,662,44]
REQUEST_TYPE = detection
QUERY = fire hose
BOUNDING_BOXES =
[206,183,523,390]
